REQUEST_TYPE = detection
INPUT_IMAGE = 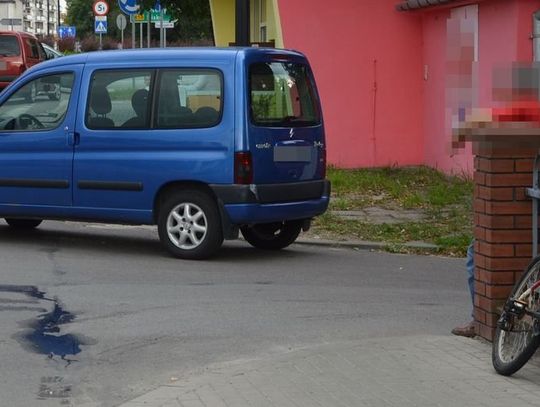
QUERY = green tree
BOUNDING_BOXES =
[65,0,213,44]
[65,0,94,38]
[139,0,213,43]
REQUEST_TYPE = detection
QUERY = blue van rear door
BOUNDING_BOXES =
[246,59,325,184]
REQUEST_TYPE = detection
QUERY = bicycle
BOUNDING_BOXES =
[492,255,540,375]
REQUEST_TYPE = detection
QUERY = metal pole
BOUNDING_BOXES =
[46,0,50,36]
[121,28,124,48]
[7,2,11,31]
[131,20,135,48]
[164,27,166,48]
[147,19,150,48]
[99,32,102,50]
[159,9,163,48]
[57,0,60,29]
[139,21,142,48]
[235,0,250,46]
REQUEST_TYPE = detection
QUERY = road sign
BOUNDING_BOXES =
[118,0,139,15]
[116,14,127,30]
[93,0,109,16]
[58,25,76,38]
[154,21,174,29]
[130,9,171,23]
[0,18,22,26]
[130,12,148,23]
[151,9,171,21]
[95,17,107,34]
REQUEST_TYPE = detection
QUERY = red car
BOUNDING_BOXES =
[0,31,46,92]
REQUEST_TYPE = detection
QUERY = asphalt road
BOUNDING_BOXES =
[0,220,469,406]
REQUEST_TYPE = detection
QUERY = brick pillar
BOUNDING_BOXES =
[473,145,538,340]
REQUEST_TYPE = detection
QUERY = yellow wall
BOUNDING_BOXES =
[209,0,283,48]
[271,0,283,48]
[209,0,236,47]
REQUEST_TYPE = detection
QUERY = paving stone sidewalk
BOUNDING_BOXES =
[118,335,540,407]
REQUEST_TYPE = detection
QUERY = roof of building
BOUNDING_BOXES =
[395,0,458,12]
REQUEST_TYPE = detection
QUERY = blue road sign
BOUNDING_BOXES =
[95,19,107,34]
[58,26,76,38]
[154,0,161,12]
[118,0,139,15]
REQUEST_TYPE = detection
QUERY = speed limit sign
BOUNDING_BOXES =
[93,0,109,16]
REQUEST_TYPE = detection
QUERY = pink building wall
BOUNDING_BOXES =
[276,0,540,173]
[421,0,540,174]
[420,8,468,174]
[277,0,424,168]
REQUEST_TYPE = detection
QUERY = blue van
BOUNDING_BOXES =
[0,48,330,259]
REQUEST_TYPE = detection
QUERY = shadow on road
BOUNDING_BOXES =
[0,223,312,263]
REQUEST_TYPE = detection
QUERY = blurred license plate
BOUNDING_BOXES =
[0,61,5,70]
[274,146,312,162]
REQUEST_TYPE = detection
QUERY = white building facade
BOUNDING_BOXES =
[0,0,60,37]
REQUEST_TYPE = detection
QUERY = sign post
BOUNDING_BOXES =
[116,14,127,48]
[93,0,109,50]
[93,0,109,16]
[58,26,76,39]
[94,16,107,49]
[117,0,140,49]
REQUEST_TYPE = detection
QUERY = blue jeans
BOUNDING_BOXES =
[467,240,475,317]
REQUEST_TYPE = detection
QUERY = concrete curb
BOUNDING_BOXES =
[293,237,440,252]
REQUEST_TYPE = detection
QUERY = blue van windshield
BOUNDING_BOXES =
[249,62,320,127]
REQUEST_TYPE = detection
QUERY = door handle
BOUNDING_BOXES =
[67,132,80,146]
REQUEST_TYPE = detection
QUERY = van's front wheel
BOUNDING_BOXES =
[157,190,223,260]
[241,221,302,250]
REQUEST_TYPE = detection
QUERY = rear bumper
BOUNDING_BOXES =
[210,180,331,224]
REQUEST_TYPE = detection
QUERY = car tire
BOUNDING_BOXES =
[241,220,302,250]
[5,218,43,229]
[157,190,223,260]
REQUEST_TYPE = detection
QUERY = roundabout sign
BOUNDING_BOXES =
[118,0,140,14]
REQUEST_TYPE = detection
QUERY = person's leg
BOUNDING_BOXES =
[466,240,475,316]
[452,239,476,337]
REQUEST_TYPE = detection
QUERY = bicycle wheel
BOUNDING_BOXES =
[492,255,540,376]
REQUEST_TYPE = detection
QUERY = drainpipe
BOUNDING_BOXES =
[235,0,250,46]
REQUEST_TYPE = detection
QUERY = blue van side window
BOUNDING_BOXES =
[86,70,153,129]
[0,72,74,131]
[155,69,223,129]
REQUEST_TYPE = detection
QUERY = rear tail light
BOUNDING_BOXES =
[320,148,327,178]
[235,152,253,184]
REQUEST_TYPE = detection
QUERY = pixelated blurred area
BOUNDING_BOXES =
[453,63,540,150]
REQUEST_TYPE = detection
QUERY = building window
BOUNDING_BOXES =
[252,0,267,43]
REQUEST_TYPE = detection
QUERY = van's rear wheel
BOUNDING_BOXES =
[241,221,302,250]
[5,218,42,229]
[157,190,223,260]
